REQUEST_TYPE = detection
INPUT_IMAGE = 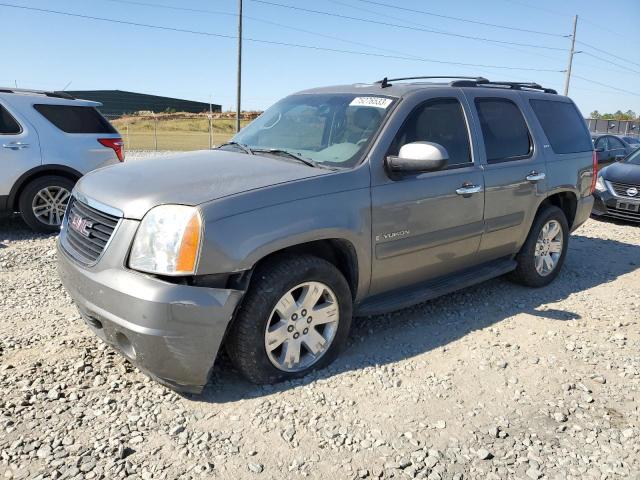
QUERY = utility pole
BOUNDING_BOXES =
[236,0,243,133]
[563,15,578,96]
[208,96,213,149]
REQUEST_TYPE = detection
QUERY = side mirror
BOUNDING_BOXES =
[594,147,604,153]
[386,142,449,174]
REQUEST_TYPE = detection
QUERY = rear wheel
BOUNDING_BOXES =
[509,205,569,287]
[18,175,74,233]
[226,255,352,384]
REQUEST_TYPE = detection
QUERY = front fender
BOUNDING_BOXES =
[197,188,372,302]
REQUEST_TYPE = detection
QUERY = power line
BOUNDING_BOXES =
[348,0,566,37]
[104,0,235,16]
[248,0,567,51]
[102,0,429,62]
[572,74,640,98]
[576,40,640,69]
[501,0,639,44]
[0,3,564,73]
[328,0,567,69]
[574,17,639,44]
[580,51,640,76]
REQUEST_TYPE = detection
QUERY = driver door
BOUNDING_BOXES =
[369,94,485,296]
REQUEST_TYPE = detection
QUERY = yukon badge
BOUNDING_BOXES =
[376,230,410,242]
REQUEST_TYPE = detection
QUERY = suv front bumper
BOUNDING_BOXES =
[57,235,243,394]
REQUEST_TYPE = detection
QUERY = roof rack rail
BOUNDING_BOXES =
[376,76,488,88]
[450,79,557,94]
[0,87,75,99]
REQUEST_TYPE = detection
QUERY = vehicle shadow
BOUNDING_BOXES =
[0,215,57,245]
[590,214,640,228]
[196,232,638,404]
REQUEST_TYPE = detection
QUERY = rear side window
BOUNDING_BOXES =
[529,99,592,154]
[608,136,625,149]
[34,104,117,134]
[475,98,531,163]
[0,104,21,134]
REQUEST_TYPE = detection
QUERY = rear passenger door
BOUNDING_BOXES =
[465,93,546,261]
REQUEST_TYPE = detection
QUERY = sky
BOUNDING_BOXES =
[2,0,639,116]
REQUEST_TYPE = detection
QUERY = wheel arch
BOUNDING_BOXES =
[539,190,578,229]
[9,165,82,212]
[241,238,360,301]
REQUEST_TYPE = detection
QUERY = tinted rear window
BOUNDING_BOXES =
[529,99,592,154]
[0,104,21,134]
[34,104,117,134]
[475,98,532,163]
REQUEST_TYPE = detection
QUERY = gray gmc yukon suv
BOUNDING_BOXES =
[57,77,596,393]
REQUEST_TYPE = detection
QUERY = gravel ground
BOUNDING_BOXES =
[1,214,639,480]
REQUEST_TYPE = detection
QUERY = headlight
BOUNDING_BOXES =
[129,205,202,275]
[595,176,607,192]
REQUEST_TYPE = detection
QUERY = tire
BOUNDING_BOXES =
[18,175,75,233]
[509,205,569,287]
[226,254,353,384]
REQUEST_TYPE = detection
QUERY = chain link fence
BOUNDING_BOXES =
[106,113,640,152]
[104,113,255,151]
[586,118,640,138]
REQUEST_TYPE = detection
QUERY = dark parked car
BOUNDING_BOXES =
[620,136,640,150]
[593,147,640,222]
[592,134,636,168]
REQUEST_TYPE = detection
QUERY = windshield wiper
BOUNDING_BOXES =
[217,141,254,155]
[252,148,321,168]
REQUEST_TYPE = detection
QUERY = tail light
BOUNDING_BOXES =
[98,138,125,162]
[590,150,598,193]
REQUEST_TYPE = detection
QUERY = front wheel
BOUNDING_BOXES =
[226,255,353,384]
[509,205,569,287]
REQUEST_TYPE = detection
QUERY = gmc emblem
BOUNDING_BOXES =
[69,212,93,238]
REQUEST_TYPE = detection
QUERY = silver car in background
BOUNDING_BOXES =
[0,88,123,232]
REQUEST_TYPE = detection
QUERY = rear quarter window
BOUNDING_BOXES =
[0,104,21,134]
[529,99,592,154]
[34,104,117,134]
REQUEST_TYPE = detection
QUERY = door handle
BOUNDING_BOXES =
[456,184,482,195]
[2,142,29,150]
[526,171,546,182]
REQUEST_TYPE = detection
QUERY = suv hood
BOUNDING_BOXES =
[75,150,328,219]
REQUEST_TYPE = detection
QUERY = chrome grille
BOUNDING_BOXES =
[61,197,120,264]
[609,181,640,198]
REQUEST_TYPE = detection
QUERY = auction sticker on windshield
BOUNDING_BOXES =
[349,97,393,108]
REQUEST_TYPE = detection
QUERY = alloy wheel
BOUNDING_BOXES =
[264,281,340,372]
[31,186,71,226]
[534,219,563,277]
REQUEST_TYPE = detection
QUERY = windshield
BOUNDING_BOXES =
[228,93,394,168]
[624,148,640,165]
[623,136,640,145]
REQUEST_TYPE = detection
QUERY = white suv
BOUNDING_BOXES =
[0,88,123,232]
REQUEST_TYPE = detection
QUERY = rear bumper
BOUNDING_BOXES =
[592,189,640,223]
[57,239,243,393]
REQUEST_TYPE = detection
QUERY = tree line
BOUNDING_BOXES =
[589,110,638,121]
